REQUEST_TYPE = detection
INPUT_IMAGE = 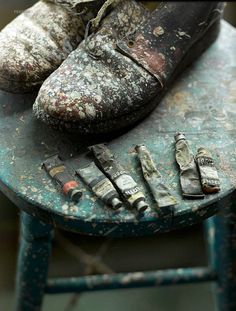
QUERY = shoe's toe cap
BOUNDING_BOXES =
[0,1,82,93]
[33,44,159,133]
[0,38,44,93]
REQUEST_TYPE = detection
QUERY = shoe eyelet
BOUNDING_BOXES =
[127,40,135,48]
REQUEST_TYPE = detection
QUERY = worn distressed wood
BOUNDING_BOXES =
[46,267,217,294]
[204,193,236,311]
[15,212,53,311]
[0,20,235,311]
[0,21,235,237]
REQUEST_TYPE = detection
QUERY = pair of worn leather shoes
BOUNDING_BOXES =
[0,1,225,134]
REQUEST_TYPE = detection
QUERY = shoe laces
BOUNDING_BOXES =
[45,0,90,15]
[89,0,120,30]
[84,0,121,59]
[46,0,121,58]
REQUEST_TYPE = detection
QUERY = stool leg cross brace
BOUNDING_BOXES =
[15,197,236,311]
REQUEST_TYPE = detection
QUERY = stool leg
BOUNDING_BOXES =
[15,212,53,311]
[204,196,236,311]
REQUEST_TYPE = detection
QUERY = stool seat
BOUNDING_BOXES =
[0,21,235,237]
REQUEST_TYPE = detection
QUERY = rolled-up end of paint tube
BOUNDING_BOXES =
[111,197,123,210]
[197,147,211,158]
[136,201,149,213]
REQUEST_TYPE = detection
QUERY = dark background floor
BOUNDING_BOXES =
[0,1,235,310]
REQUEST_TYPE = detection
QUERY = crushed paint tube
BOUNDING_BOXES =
[89,144,149,212]
[42,154,82,203]
[196,147,220,194]
[77,162,123,209]
[174,133,204,199]
[135,145,178,209]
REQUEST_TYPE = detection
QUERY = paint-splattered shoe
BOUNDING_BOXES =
[0,0,105,93]
[33,1,225,134]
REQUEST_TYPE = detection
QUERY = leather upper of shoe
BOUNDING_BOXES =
[33,1,225,129]
[34,0,160,124]
[117,2,226,88]
[47,0,105,13]
[0,0,104,92]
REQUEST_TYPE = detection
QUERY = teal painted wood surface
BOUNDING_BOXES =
[15,213,53,311]
[0,20,235,311]
[0,21,236,238]
[46,267,217,294]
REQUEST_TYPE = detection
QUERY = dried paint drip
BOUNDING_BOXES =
[43,155,82,202]
[196,147,220,194]
[135,145,177,211]
[89,144,149,212]
[77,162,123,209]
[175,133,204,199]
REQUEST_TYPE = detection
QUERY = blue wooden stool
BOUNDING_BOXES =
[0,21,236,311]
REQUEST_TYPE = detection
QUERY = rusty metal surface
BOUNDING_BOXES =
[0,21,235,237]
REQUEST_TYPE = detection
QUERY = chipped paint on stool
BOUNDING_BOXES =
[0,21,236,311]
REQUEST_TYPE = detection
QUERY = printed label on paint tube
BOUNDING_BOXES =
[92,179,115,199]
[77,162,122,210]
[136,145,177,209]
[174,133,204,199]
[89,144,148,212]
[43,154,82,202]
[196,148,220,194]
[115,174,139,194]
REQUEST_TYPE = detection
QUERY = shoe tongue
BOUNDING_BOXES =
[97,0,150,39]
[45,0,104,13]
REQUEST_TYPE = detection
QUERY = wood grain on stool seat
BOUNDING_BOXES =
[0,21,235,237]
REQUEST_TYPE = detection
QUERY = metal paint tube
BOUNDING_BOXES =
[43,154,82,202]
[89,144,149,212]
[77,162,123,209]
[174,133,204,199]
[135,145,178,209]
[196,147,220,194]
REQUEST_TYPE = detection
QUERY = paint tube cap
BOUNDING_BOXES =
[174,133,186,142]
[111,198,123,210]
[136,200,149,213]
[70,188,83,203]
